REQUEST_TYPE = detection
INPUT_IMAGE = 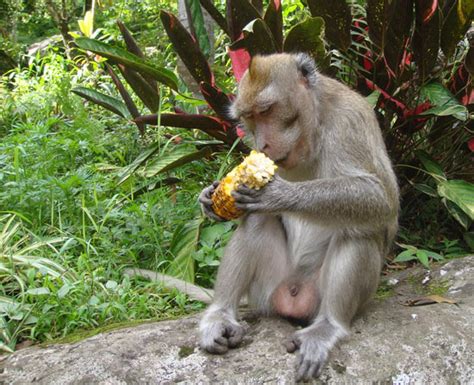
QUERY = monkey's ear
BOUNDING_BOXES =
[295,53,318,88]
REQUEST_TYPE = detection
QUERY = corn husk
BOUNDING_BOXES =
[211,151,277,220]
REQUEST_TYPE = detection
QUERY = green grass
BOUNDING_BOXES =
[0,53,231,352]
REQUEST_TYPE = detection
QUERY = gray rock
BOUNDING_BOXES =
[1,257,473,384]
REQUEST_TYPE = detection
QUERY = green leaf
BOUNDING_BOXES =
[437,179,474,220]
[420,82,469,121]
[463,232,474,252]
[167,218,203,283]
[415,150,446,180]
[117,143,160,185]
[200,222,233,245]
[283,17,327,66]
[0,341,14,353]
[72,87,130,119]
[186,0,211,58]
[366,90,381,108]
[444,200,471,230]
[142,147,212,178]
[416,249,430,268]
[105,280,118,290]
[27,287,51,295]
[75,37,179,91]
[78,10,94,37]
[428,251,444,261]
[57,284,72,299]
[413,183,438,197]
[393,249,416,262]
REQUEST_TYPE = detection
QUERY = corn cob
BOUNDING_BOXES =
[211,151,278,220]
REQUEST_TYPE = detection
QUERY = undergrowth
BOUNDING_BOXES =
[0,53,225,352]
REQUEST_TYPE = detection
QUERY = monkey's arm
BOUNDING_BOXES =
[233,174,394,225]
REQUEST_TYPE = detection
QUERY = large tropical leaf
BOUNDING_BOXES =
[116,21,158,90]
[283,17,327,67]
[142,147,212,178]
[167,218,203,283]
[306,0,352,51]
[438,180,474,220]
[419,82,469,121]
[384,0,413,75]
[105,64,145,135]
[413,1,440,80]
[226,0,262,41]
[117,64,160,113]
[366,0,392,52]
[160,10,214,87]
[134,113,229,142]
[72,87,130,118]
[264,0,283,51]
[198,0,230,36]
[230,19,278,57]
[199,82,234,121]
[75,37,179,91]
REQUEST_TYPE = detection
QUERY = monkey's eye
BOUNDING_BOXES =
[258,104,273,116]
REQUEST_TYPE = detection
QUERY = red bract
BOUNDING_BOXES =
[228,46,251,82]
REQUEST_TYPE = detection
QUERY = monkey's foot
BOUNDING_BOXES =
[199,309,246,354]
[285,318,347,381]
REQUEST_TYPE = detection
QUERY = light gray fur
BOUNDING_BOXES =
[199,53,399,381]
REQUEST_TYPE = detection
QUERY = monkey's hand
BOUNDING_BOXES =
[232,175,290,213]
[199,181,227,222]
[200,308,246,354]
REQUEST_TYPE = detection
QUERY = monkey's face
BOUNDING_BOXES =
[230,54,315,170]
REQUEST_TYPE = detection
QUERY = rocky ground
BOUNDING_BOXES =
[1,256,473,384]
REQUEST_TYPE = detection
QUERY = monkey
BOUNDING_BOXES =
[198,53,399,381]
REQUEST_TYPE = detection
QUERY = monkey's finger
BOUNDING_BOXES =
[296,359,312,382]
[203,208,227,222]
[214,336,228,347]
[205,342,228,355]
[199,195,213,206]
[307,361,322,379]
[236,184,261,196]
[231,191,257,203]
[226,326,244,348]
[212,181,220,188]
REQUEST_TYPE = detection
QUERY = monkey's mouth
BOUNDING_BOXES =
[274,153,290,166]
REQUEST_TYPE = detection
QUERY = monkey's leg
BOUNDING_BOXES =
[199,213,288,354]
[287,235,383,380]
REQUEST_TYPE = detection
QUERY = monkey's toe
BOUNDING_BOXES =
[284,336,301,353]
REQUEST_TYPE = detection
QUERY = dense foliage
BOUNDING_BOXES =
[1,0,473,352]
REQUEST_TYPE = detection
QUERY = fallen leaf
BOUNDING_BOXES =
[401,295,458,307]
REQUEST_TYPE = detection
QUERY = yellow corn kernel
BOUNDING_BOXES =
[211,151,277,220]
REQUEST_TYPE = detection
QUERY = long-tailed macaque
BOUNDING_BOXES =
[198,53,399,380]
